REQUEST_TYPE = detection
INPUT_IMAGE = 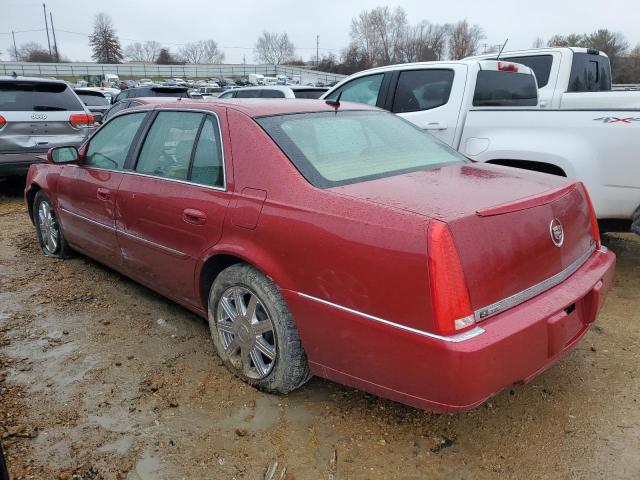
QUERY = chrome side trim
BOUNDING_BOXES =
[475,242,597,322]
[60,207,114,231]
[297,292,485,343]
[117,229,188,258]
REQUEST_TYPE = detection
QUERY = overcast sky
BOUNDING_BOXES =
[1,0,639,63]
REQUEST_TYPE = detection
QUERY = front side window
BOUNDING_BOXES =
[236,90,261,98]
[324,74,384,106]
[135,111,203,180]
[191,117,224,187]
[473,71,538,107]
[260,90,286,98]
[258,110,467,188]
[218,91,235,99]
[392,69,454,113]
[86,112,146,170]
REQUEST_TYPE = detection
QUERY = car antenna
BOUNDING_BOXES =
[495,38,509,60]
[325,90,342,111]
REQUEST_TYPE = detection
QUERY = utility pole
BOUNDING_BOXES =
[50,11,59,62]
[43,3,52,58]
[316,35,319,66]
[11,31,18,60]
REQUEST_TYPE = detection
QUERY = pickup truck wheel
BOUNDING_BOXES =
[207,264,311,394]
[33,191,72,258]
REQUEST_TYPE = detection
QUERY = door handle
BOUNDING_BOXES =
[96,188,111,201]
[424,122,447,131]
[182,208,206,225]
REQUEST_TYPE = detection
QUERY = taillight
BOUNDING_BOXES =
[69,113,94,128]
[427,220,475,335]
[497,62,518,72]
[0,115,6,128]
[579,182,601,248]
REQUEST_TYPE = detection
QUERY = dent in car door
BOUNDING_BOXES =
[56,111,147,266]
[389,64,467,146]
[116,110,231,305]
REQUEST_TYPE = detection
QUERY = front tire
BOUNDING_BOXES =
[33,191,71,258]
[208,264,311,394]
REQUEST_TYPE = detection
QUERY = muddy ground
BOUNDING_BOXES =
[0,177,639,480]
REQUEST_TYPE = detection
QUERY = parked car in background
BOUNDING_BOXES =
[248,74,265,86]
[101,96,186,123]
[74,88,111,123]
[111,85,190,105]
[218,85,328,99]
[25,99,614,412]
[468,47,640,109]
[322,59,640,231]
[190,85,224,99]
[0,76,94,177]
[139,78,154,87]
[167,78,188,87]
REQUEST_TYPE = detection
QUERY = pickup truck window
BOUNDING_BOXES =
[568,53,612,92]
[258,110,467,188]
[473,71,538,107]
[324,74,384,106]
[392,69,454,114]
[503,55,552,88]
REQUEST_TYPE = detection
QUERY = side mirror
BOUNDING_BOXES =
[47,146,80,164]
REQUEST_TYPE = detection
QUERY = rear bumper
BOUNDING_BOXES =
[0,152,46,176]
[285,246,616,412]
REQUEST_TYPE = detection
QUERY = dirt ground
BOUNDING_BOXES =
[0,177,639,480]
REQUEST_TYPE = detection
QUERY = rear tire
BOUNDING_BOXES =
[33,191,72,258]
[207,264,311,394]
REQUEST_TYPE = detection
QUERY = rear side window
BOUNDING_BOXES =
[260,90,286,98]
[473,71,538,107]
[77,93,110,106]
[503,55,553,88]
[392,69,454,113]
[86,112,146,170]
[324,74,384,106]
[191,116,224,187]
[136,111,203,181]
[0,81,84,111]
[293,89,325,99]
[236,90,261,98]
[568,53,612,92]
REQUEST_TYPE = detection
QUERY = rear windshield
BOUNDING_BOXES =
[0,81,84,111]
[473,71,538,107]
[293,89,325,99]
[77,93,110,106]
[503,55,553,88]
[568,52,612,92]
[257,110,467,188]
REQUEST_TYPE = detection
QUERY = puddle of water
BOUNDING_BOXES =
[98,436,133,456]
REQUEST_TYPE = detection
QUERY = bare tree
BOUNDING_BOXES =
[448,20,485,59]
[547,33,586,48]
[179,40,225,64]
[89,13,123,63]
[254,32,295,65]
[8,41,55,62]
[124,40,161,62]
[350,6,409,66]
[532,37,545,48]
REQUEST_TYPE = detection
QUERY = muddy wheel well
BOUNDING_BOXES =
[487,160,567,177]
[199,254,247,309]
[26,184,41,223]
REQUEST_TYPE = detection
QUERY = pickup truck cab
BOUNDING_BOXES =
[468,47,640,109]
[322,59,640,230]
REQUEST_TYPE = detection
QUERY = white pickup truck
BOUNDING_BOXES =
[468,47,640,109]
[322,59,640,232]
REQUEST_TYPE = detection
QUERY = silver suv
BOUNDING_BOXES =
[0,76,94,177]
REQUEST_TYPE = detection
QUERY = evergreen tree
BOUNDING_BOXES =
[89,13,123,63]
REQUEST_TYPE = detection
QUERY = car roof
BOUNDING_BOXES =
[133,98,378,117]
[0,75,67,85]
[130,97,189,104]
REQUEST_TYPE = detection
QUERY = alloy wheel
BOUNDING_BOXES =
[216,286,277,379]
[38,200,59,254]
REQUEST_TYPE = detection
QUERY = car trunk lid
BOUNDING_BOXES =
[330,163,596,317]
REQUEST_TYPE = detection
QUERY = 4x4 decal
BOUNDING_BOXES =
[594,116,640,124]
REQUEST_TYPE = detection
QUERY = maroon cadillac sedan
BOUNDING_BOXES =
[24,99,615,412]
